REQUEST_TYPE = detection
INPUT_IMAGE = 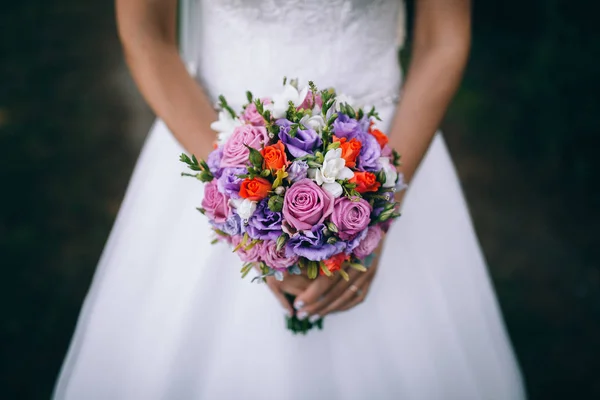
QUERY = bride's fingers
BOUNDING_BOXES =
[299,268,362,318]
[319,272,372,317]
[279,275,311,296]
[265,278,294,315]
[337,280,372,312]
[294,274,340,318]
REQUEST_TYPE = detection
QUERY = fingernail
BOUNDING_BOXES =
[309,314,320,323]
[284,309,291,318]
[297,311,308,320]
[294,300,304,310]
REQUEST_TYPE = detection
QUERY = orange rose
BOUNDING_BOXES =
[369,122,389,149]
[333,136,362,168]
[321,253,349,275]
[261,140,288,170]
[349,171,381,193]
[239,177,271,201]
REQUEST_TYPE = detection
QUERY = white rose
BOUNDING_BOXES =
[314,149,354,197]
[268,84,309,119]
[231,198,257,220]
[210,111,243,145]
[300,114,326,132]
[378,157,398,188]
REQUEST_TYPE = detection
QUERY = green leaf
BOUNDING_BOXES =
[348,263,367,272]
[245,145,264,168]
[319,261,332,277]
[276,233,289,251]
[307,262,318,279]
[339,269,350,281]
[246,91,253,103]
[326,221,339,233]
[268,195,284,212]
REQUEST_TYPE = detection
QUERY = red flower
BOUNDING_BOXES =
[369,122,389,149]
[333,136,362,168]
[321,253,349,275]
[239,177,271,201]
[349,171,380,193]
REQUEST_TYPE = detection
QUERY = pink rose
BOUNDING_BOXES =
[202,180,230,224]
[231,236,263,264]
[381,144,393,160]
[262,240,298,271]
[221,125,270,168]
[353,225,384,259]
[242,98,271,126]
[331,197,372,240]
[297,91,323,110]
[282,178,335,231]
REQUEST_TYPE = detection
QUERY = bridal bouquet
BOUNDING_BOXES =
[180,79,404,333]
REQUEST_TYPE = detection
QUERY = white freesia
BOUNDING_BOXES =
[210,111,243,145]
[231,198,257,220]
[314,148,354,197]
[300,114,326,132]
[378,157,398,188]
[267,84,309,119]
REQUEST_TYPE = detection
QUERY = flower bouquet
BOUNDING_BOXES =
[180,79,405,333]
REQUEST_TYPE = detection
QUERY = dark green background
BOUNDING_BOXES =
[1,0,599,398]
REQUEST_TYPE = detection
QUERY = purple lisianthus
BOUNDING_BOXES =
[217,167,246,199]
[277,119,322,157]
[332,113,363,140]
[356,132,382,171]
[213,213,244,237]
[246,198,284,240]
[287,160,309,182]
[285,224,346,261]
[345,228,368,254]
[207,146,224,178]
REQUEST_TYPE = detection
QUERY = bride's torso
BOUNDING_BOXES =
[188,0,405,107]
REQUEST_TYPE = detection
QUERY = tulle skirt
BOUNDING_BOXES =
[54,108,525,399]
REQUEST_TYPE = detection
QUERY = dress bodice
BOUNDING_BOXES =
[185,0,405,107]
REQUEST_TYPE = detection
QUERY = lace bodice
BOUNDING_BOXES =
[185,0,405,108]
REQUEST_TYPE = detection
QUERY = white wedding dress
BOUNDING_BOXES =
[54,1,526,399]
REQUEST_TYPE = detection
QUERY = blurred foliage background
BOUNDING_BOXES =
[1,0,599,399]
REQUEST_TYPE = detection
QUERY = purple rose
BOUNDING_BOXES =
[262,240,298,271]
[331,197,372,240]
[332,113,363,140]
[297,91,323,110]
[353,225,384,259]
[285,224,346,261]
[246,199,284,240]
[217,167,246,199]
[242,98,271,126]
[213,213,244,236]
[202,180,230,224]
[356,132,382,171]
[282,178,334,231]
[221,125,270,168]
[287,160,309,182]
[207,146,224,178]
[231,236,263,264]
[277,119,322,157]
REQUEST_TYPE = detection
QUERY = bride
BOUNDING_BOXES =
[54,0,526,399]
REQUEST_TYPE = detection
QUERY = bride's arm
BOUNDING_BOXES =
[293,0,471,318]
[389,0,471,186]
[116,0,216,160]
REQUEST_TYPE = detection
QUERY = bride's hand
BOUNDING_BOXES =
[292,245,383,322]
[266,273,313,316]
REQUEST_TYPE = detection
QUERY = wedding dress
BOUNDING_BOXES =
[54,0,526,399]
